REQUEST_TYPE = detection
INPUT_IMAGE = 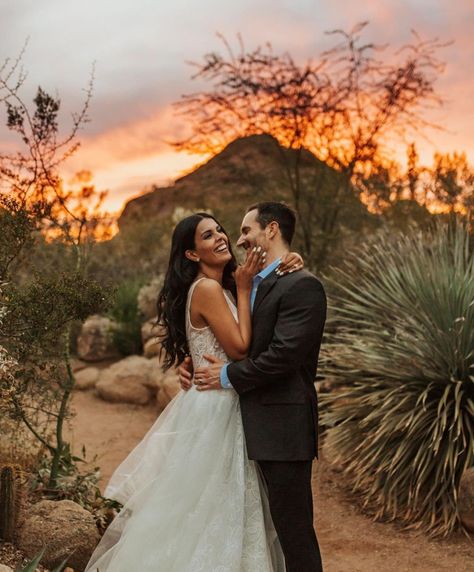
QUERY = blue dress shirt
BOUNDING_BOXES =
[220,257,281,388]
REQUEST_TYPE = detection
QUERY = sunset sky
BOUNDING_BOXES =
[1,0,473,213]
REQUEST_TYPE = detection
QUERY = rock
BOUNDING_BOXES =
[150,357,166,388]
[459,467,474,532]
[137,277,164,321]
[70,357,88,373]
[74,367,100,390]
[156,369,181,410]
[141,318,159,345]
[141,317,166,344]
[141,318,165,359]
[76,314,120,362]
[17,499,99,572]
[0,565,14,572]
[96,355,157,405]
[143,337,161,359]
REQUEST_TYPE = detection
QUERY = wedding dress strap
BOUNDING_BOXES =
[186,277,210,331]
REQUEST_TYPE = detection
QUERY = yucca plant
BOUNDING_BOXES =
[320,220,474,536]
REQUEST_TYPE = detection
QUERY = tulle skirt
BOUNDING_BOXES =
[84,387,285,572]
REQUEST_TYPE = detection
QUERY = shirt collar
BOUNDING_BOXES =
[254,257,281,282]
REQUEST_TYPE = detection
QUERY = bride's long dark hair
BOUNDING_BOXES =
[156,213,237,370]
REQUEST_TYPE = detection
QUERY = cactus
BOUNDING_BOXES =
[0,462,24,541]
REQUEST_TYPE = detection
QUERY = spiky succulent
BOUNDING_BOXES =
[320,221,474,536]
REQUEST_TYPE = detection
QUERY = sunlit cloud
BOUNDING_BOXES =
[62,105,206,213]
[0,0,472,214]
[69,150,206,214]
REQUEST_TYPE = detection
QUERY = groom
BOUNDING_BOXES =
[178,201,326,572]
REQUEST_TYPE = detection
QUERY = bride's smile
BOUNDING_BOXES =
[214,241,229,254]
[186,218,233,268]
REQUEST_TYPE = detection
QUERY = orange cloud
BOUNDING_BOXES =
[62,105,208,213]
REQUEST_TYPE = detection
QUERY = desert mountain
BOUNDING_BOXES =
[117,134,368,235]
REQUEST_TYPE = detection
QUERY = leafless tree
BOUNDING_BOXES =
[173,23,447,268]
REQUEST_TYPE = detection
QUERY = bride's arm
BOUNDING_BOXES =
[192,248,263,360]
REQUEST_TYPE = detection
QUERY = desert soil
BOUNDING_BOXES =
[67,390,473,572]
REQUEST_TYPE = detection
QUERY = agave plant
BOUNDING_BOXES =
[16,547,71,571]
[320,221,474,536]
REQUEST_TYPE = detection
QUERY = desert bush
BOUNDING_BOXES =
[106,278,145,356]
[29,445,120,534]
[320,220,474,536]
[0,57,112,493]
[87,216,173,285]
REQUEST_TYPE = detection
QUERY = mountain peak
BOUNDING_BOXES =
[118,135,326,230]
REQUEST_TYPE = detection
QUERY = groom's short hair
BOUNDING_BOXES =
[247,202,296,246]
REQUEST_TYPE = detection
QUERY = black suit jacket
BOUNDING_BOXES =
[227,269,327,461]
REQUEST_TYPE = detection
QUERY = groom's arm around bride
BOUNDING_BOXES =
[195,268,326,460]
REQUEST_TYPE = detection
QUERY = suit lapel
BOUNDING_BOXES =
[253,272,278,315]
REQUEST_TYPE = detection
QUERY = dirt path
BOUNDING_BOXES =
[67,390,473,572]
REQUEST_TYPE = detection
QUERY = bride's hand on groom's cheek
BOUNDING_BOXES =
[194,355,225,391]
[178,356,193,391]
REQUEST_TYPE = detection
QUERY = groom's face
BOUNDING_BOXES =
[236,209,267,251]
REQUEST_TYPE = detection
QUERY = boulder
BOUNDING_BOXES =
[96,355,157,405]
[70,357,88,373]
[137,277,163,321]
[156,369,181,411]
[0,565,14,572]
[141,317,160,345]
[143,337,161,359]
[76,314,120,362]
[17,499,99,572]
[141,318,164,359]
[74,367,100,390]
[149,356,166,387]
[459,467,474,532]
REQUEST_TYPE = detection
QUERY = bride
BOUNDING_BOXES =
[84,212,301,571]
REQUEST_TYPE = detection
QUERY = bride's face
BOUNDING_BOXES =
[186,218,232,266]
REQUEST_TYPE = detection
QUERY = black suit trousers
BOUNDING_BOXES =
[258,460,323,572]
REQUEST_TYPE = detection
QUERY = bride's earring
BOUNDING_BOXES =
[185,250,200,263]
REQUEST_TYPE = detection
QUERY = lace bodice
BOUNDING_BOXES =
[185,278,238,369]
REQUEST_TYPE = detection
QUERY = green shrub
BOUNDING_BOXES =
[30,445,120,534]
[320,221,474,536]
[107,278,145,356]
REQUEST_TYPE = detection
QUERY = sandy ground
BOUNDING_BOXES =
[67,390,473,572]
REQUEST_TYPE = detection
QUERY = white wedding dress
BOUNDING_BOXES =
[85,278,285,572]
